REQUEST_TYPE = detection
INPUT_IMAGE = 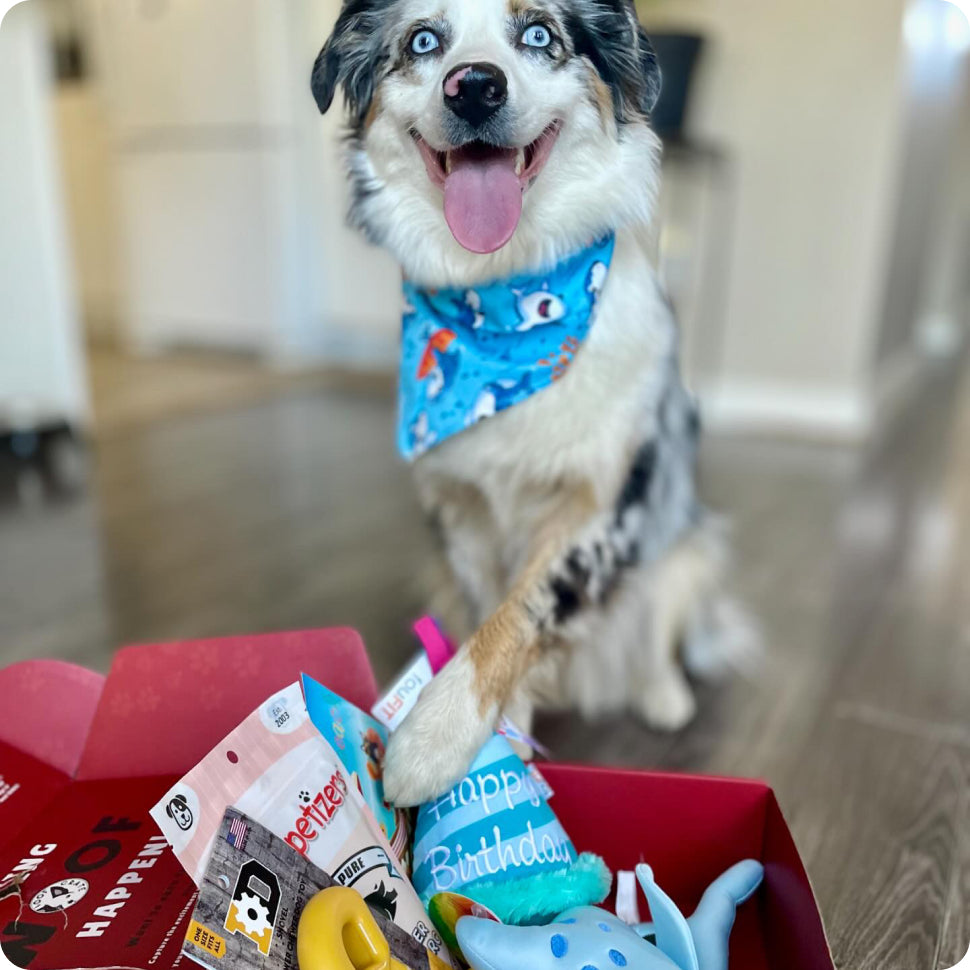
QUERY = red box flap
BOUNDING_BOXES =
[761,792,835,970]
[540,764,769,908]
[0,662,104,853]
[76,628,377,781]
[540,763,835,970]
[0,744,70,856]
[0,661,104,777]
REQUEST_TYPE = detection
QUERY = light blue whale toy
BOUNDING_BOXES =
[455,860,764,970]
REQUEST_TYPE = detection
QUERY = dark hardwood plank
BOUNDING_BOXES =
[785,722,964,970]
[937,762,970,969]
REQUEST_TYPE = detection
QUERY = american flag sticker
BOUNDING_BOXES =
[226,817,249,850]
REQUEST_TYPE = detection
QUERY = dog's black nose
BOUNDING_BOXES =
[443,62,508,128]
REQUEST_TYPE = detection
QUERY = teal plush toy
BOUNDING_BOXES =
[455,860,764,970]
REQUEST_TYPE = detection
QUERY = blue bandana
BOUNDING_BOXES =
[398,234,616,460]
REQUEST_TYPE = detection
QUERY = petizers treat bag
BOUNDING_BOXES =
[151,682,449,962]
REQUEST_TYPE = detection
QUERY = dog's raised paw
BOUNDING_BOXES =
[382,650,497,807]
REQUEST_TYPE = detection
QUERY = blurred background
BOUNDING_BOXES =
[2,1,970,964]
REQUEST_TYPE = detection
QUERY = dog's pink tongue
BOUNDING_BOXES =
[444,151,522,254]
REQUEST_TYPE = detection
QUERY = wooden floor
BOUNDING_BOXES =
[3,348,970,969]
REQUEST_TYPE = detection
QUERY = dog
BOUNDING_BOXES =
[312,0,753,807]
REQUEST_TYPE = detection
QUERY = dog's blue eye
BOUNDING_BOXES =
[411,29,440,55]
[522,24,552,48]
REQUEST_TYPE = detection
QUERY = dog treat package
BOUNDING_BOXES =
[301,673,411,869]
[371,617,549,758]
[182,807,449,970]
[150,682,450,962]
[370,644,438,732]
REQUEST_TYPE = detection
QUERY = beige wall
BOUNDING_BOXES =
[288,0,403,367]
[50,0,400,365]
[876,0,970,367]
[929,63,970,336]
[54,82,122,344]
[640,0,910,435]
[34,0,968,415]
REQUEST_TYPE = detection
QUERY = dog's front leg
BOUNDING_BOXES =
[383,485,602,806]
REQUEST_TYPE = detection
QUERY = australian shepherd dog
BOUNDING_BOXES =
[312,0,753,806]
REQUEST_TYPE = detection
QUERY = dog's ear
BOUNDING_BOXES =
[311,38,340,115]
[566,0,662,122]
[311,0,390,121]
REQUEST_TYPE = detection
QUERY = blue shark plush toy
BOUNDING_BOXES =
[455,860,763,970]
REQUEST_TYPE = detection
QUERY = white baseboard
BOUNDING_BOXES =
[701,380,873,442]
[123,320,399,373]
[703,337,947,443]
[271,323,397,372]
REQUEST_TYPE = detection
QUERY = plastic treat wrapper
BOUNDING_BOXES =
[371,618,549,758]
[371,619,448,732]
[302,673,411,870]
[182,808,450,970]
[151,682,451,963]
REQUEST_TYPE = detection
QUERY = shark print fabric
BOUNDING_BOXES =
[398,234,616,460]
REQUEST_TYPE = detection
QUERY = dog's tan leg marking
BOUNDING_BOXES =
[467,480,598,710]
[382,482,597,806]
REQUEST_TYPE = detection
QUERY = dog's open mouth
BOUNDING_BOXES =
[413,122,562,254]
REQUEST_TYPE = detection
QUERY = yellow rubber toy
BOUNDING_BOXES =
[297,887,408,970]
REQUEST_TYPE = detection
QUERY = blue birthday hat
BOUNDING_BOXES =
[411,735,611,925]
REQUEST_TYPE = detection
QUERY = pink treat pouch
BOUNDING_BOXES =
[150,683,450,961]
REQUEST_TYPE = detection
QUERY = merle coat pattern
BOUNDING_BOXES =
[312,0,753,806]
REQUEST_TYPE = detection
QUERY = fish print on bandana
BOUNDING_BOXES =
[399,234,615,460]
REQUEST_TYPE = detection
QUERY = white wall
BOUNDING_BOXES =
[0,1,89,426]
[640,0,910,437]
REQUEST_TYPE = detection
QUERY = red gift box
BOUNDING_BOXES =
[0,629,833,970]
